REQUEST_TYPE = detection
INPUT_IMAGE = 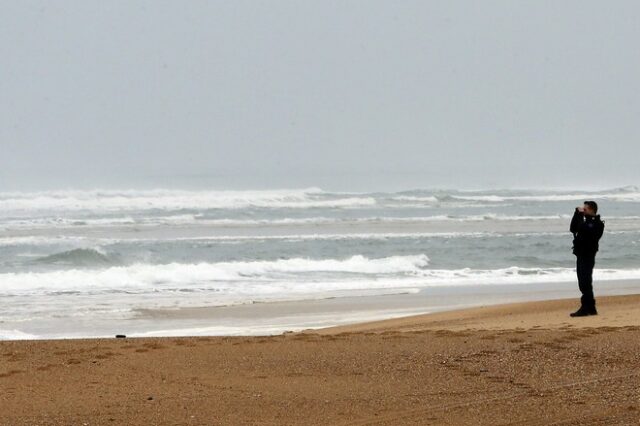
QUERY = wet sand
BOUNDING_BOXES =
[11,278,639,340]
[2,294,640,425]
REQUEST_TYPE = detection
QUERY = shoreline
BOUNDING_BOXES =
[3,278,640,340]
[315,293,640,334]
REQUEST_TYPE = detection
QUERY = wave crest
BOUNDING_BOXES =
[0,187,375,211]
[35,248,115,267]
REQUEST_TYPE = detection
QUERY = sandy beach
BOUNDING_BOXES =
[2,294,640,425]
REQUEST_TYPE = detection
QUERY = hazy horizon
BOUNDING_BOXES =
[2,1,639,192]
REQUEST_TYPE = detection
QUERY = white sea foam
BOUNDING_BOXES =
[2,186,639,215]
[175,231,494,242]
[0,235,93,246]
[0,187,375,212]
[390,195,439,203]
[0,254,430,295]
[194,213,632,225]
[0,329,39,340]
[2,255,640,298]
[0,214,199,229]
[0,230,555,247]
[0,213,589,230]
[451,191,640,202]
[3,258,640,330]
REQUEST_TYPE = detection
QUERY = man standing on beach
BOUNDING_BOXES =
[569,201,604,317]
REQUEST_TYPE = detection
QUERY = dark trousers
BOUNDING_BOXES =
[576,254,596,310]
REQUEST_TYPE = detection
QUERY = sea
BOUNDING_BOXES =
[1,185,639,339]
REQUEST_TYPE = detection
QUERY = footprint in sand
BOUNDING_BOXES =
[0,369,24,378]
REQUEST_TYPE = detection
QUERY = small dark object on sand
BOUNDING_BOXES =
[115,334,126,338]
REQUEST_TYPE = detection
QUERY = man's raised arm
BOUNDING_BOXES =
[570,207,583,236]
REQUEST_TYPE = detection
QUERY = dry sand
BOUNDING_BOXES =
[2,294,640,425]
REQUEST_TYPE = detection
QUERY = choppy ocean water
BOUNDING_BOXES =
[1,185,639,339]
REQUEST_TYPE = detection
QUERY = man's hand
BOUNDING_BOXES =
[577,206,585,213]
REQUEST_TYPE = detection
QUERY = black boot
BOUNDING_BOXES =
[570,307,590,317]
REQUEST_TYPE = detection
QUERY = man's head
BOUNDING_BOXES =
[583,200,598,216]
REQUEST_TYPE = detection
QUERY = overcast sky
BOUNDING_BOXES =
[1,1,638,191]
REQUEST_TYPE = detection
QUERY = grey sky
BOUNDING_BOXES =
[1,1,639,191]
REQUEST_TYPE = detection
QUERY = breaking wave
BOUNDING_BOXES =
[3,254,640,299]
[2,185,639,215]
[0,187,375,211]
[34,248,116,267]
[0,213,595,230]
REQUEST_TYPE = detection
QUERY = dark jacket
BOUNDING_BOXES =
[570,208,604,256]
